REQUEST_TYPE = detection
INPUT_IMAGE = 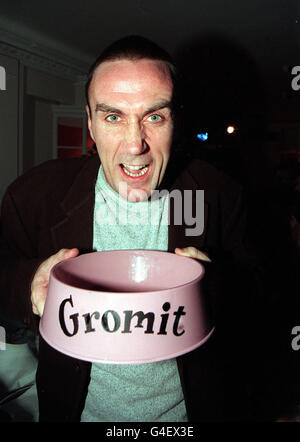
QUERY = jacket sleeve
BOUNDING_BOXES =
[0,188,44,333]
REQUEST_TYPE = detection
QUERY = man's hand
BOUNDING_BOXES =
[175,246,211,262]
[31,248,79,317]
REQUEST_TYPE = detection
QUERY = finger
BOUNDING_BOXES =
[35,248,79,282]
[175,247,211,262]
[31,286,47,317]
[175,246,211,261]
[35,298,45,317]
[31,248,79,316]
[47,247,79,270]
[32,304,39,316]
[60,247,79,259]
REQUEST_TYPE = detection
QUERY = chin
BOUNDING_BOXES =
[126,188,150,202]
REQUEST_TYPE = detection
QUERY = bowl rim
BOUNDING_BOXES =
[50,249,206,295]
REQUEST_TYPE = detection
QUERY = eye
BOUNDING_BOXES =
[147,114,163,123]
[106,114,121,122]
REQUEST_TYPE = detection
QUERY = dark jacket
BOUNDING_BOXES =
[0,153,273,421]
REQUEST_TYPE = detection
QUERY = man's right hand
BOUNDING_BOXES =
[31,248,79,317]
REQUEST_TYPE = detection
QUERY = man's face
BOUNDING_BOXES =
[87,58,174,201]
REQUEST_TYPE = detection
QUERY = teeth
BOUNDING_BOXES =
[122,164,147,170]
[122,164,149,177]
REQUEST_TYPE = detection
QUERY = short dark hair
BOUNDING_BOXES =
[85,35,179,114]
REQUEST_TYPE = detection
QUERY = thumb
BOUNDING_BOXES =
[42,248,79,275]
[175,247,211,262]
[57,247,79,261]
[53,247,79,264]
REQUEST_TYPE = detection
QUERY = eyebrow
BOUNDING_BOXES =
[95,103,123,114]
[94,99,172,116]
[144,99,172,115]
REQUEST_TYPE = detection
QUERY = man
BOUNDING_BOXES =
[0,36,277,421]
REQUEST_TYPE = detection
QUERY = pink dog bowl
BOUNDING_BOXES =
[39,250,214,364]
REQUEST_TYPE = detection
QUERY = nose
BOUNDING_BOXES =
[124,121,147,155]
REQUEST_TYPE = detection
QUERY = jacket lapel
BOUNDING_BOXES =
[51,156,100,253]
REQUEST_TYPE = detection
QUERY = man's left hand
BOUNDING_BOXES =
[175,246,211,262]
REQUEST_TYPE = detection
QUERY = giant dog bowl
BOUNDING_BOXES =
[39,250,214,364]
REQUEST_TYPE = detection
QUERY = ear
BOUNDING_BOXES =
[86,105,95,142]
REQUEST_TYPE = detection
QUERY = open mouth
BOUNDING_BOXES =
[120,163,151,179]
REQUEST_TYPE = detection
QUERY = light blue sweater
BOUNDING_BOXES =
[80,166,187,422]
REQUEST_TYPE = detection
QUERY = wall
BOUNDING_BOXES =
[0,54,20,201]
[0,51,81,201]
[25,67,76,170]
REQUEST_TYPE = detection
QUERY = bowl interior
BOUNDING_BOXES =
[53,250,204,293]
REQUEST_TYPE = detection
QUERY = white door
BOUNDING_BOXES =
[0,54,20,202]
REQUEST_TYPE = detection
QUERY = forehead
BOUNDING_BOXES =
[89,58,173,103]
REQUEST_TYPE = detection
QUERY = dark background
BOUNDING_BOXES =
[0,0,299,421]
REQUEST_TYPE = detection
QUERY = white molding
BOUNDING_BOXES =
[0,16,94,82]
[18,63,24,176]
